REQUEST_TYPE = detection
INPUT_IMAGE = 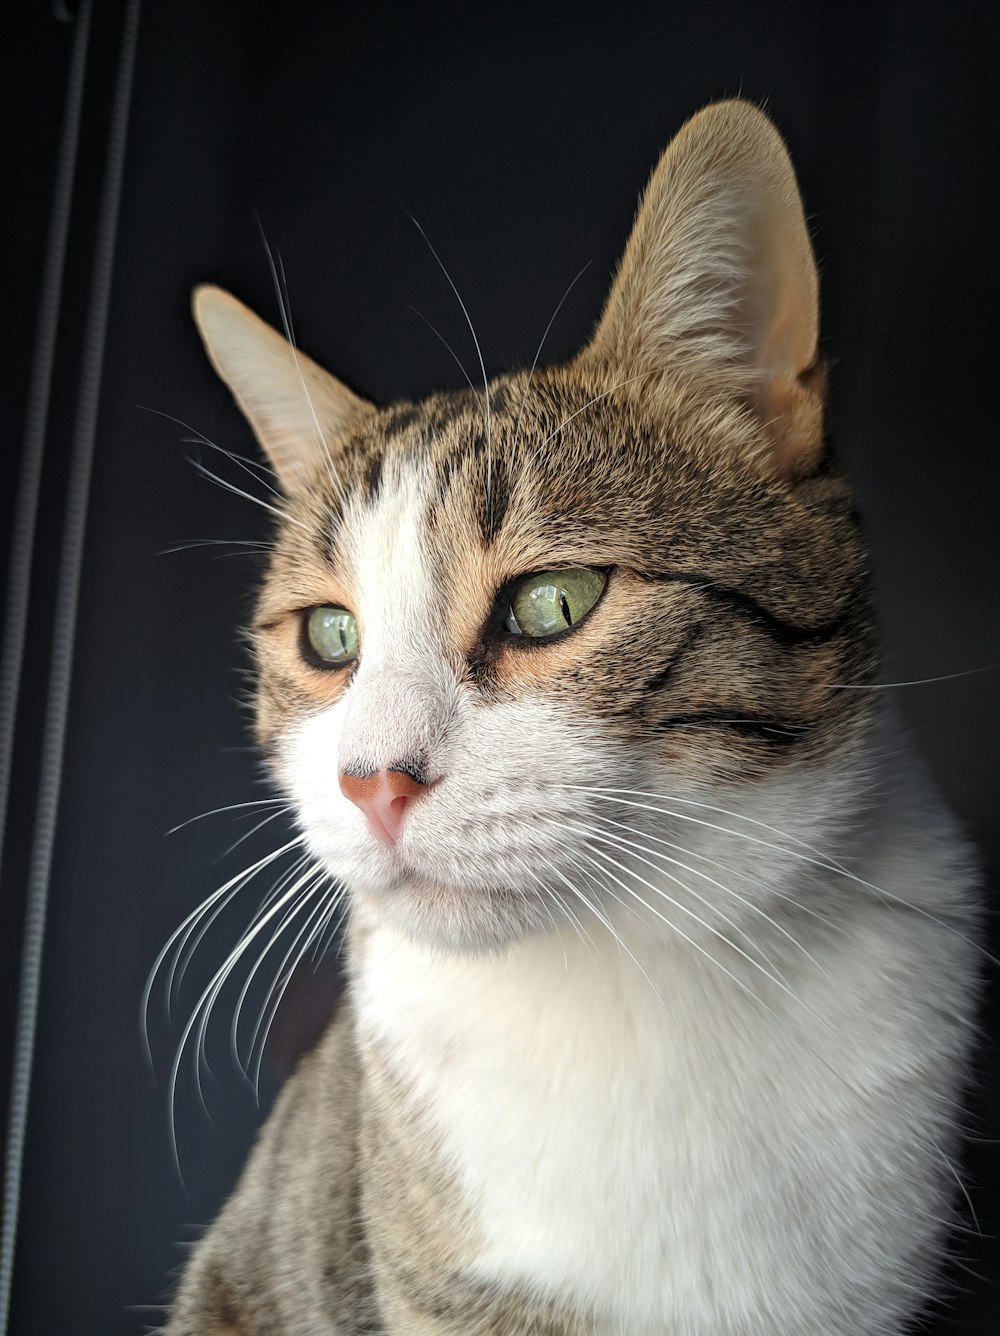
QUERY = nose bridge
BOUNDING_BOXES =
[340,459,456,774]
[338,662,451,777]
[348,458,439,672]
[337,664,452,848]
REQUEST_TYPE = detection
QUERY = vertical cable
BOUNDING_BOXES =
[0,2,91,944]
[0,3,141,1329]
[0,7,93,1311]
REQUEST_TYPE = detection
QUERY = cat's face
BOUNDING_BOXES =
[194,100,876,952]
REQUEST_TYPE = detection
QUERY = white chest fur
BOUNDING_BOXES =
[354,845,972,1336]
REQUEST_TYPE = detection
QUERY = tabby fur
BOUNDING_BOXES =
[163,100,979,1335]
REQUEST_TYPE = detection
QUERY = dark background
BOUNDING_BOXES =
[2,1,997,1332]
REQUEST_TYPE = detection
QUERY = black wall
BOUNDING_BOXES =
[2,2,997,1332]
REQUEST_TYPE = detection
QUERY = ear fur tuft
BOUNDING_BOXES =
[191,285,374,490]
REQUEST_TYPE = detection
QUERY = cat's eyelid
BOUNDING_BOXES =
[252,601,357,636]
[496,562,613,595]
[298,601,355,615]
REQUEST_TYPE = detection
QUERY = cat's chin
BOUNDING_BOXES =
[350,872,553,955]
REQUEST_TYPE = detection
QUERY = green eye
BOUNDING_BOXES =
[306,606,359,665]
[504,568,606,639]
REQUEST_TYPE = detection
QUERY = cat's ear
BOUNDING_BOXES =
[582,100,823,476]
[191,285,374,490]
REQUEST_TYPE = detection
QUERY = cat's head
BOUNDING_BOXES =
[193,100,875,953]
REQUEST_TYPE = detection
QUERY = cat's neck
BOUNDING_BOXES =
[352,907,762,1077]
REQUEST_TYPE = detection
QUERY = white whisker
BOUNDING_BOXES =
[190,458,312,534]
[522,853,599,969]
[512,260,591,454]
[588,811,833,978]
[409,305,477,395]
[311,883,350,964]
[256,218,342,497]
[159,537,272,556]
[140,404,283,498]
[230,866,325,1078]
[535,370,654,456]
[404,210,491,500]
[216,805,295,861]
[140,836,303,1070]
[166,866,320,1177]
[824,667,990,690]
[564,785,994,966]
[166,798,288,837]
[249,882,348,1098]
[573,839,782,1011]
[187,437,285,501]
[169,848,308,1008]
[572,820,791,986]
[539,849,669,1009]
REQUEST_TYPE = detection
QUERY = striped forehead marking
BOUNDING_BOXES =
[346,457,440,669]
[346,380,525,546]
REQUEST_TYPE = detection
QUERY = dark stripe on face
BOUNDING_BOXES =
[426,389,484,437]
[323,509,346,567]
[430,439,475,515]
[654,712,811,743]
[488,381,508,416]
[643,623,704,692]
[479,462,511,543]
[381,405,422,440]
[365,453,383,497]
[644,571,860,645]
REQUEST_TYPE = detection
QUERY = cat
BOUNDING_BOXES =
[163,100,980,1334]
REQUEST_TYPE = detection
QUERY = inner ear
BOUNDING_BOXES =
[581,99,824,476]
[191,285,375,491]
[752,359,826,478]
[733,190,825,475]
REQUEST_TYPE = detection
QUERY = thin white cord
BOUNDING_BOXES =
[0,3,141,1328]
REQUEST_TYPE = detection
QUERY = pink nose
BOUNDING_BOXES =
[338,767,428,845]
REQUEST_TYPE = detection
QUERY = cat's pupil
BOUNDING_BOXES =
[306,605,359,665]
[505,568,606,640]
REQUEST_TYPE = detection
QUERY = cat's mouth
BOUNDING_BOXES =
[360,856,509,900]
[361,867,544,953]
[340,836,544,945]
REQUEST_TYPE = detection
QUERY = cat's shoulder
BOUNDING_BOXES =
[165,998,375,1334]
